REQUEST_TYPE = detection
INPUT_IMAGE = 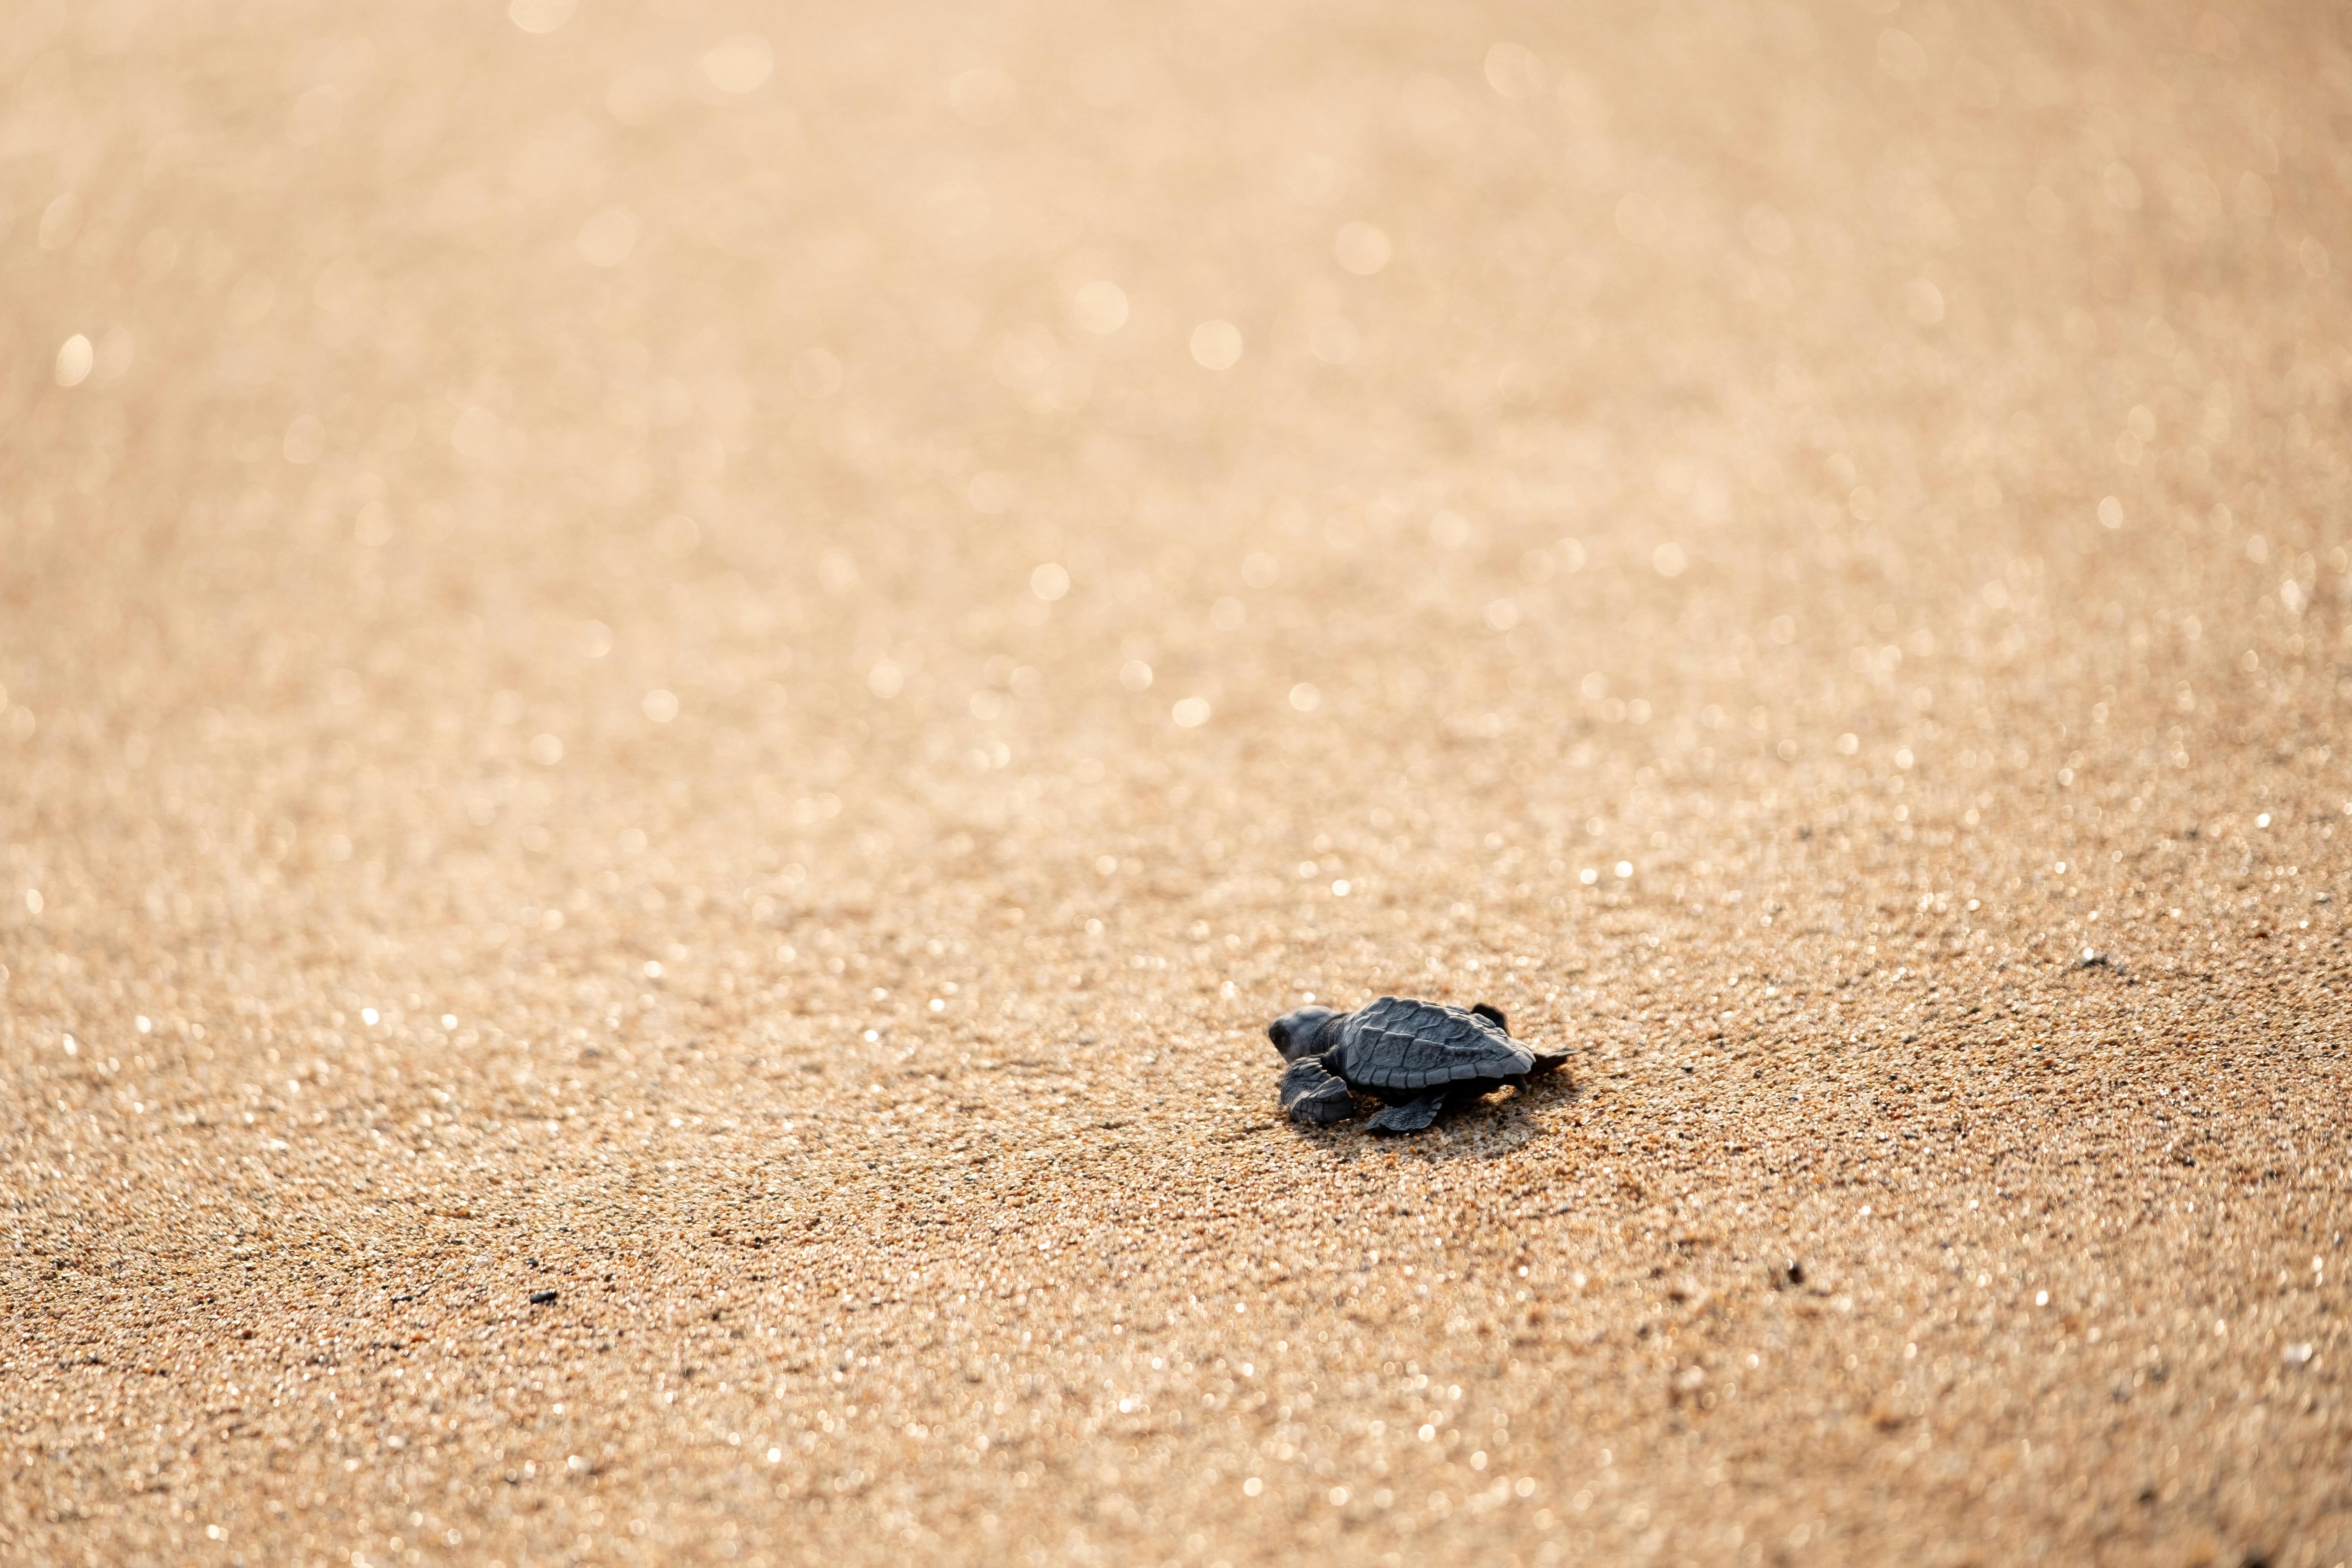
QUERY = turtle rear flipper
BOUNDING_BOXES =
[1279,1056,1355,1124]
[1529,1050,1569,1076]
[1365,1091,1448,1133]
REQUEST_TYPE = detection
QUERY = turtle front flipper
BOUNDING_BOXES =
[1364,1090,1448,1133]
[1279,1056,1355,1124]
[1471,1003,1508,1033]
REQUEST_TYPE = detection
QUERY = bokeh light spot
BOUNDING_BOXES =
[577,206,639,267]
[791,348,843,399]
[54,334,94,387]
[969,472,1018,514]
[1483,42,1547,98]
[508,0,575,33]
[1334,221,1392,276]
[283,414,326,465]
[1876,29,1927,82]
[702,34,774,94]
[1191,320,1243,369]
[950,68,1019,125]
[1073,280,1129,335]
[38,194,82,250]
[1309,319,1360,365]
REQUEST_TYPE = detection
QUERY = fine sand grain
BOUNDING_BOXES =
[5,2,2350,1564]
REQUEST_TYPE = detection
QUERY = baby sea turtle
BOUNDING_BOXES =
[1267,996,1568,1133]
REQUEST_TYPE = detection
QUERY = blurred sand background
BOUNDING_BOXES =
[5,0,2351,1563]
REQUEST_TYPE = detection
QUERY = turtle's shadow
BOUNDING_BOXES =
[1285,1074,1583,1161]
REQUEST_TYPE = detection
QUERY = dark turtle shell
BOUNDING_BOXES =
[1334,996,1535,1092]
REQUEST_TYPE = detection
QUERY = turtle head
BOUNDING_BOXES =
[1267,1005,1340,1061]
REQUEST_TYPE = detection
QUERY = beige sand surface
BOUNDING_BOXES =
[5,1,2350,1563]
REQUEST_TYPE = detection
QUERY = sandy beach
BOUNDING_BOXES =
[4,1,2348,1563]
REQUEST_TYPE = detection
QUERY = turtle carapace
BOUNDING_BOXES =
[1267,996,1568,1132]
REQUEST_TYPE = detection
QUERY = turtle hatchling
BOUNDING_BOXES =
[1267,996,1569,1132]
